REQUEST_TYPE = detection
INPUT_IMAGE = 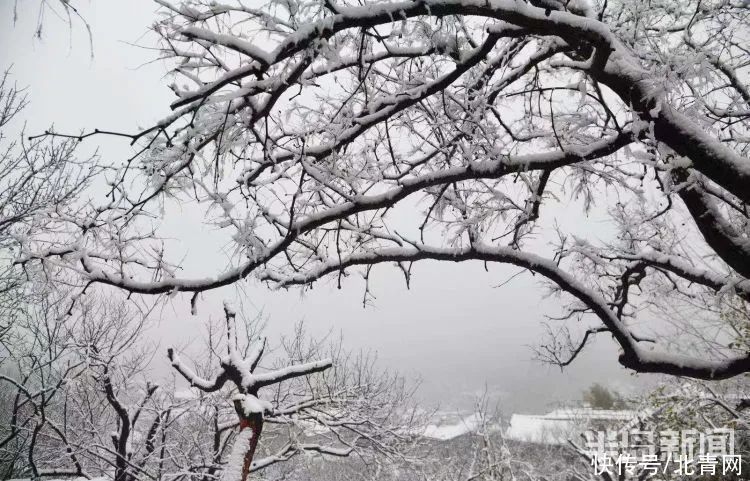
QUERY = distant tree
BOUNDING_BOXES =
[0,297,420,481]
[0,297,148,479]
[582,383,626,410]
[0,68,94,346]
[166,304,422,481]
[0,46,95,479]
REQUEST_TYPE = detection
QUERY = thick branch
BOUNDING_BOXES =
[167,348,230,392]
[674,170,750,279]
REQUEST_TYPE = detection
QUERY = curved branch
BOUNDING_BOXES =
[262,242,750,380]
[167,348,230,392]
[594,250,750,302]
[74,129,637,294]
[674,170,750,279]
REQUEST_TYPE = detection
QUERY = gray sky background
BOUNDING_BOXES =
[0,0,656,414]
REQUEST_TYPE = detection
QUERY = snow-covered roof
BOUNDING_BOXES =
[505,408,636,445]
[422,413,482,440]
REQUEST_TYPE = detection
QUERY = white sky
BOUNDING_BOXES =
[0,0,654,413]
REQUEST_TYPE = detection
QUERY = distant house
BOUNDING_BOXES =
[505,407,636,445]
[422,413,484,441]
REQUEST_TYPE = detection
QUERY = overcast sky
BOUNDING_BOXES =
[0,0,654,414]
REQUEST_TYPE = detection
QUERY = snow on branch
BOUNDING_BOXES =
[167,347,230,392]
[262,241,750,380]
[168,302,332,400]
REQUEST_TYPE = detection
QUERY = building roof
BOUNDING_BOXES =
[505,408,636,445]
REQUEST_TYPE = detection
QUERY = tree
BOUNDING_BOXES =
[166,304,423,481]
[427,397,546,481]
[0,61,96,479]
[583,383,626,410]
[167,303,332,481]
[0,295,421,481]
[1,24,420,479]
[0,296,154,479]
[0,67,94,346]
[22,0,750,380]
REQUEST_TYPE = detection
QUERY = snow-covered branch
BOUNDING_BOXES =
[263,241,750,379]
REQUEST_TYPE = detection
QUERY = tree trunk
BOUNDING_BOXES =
[233,400,264,481]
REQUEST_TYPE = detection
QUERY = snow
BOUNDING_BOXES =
[506,414,574,445]
[170,308,331,409]
[222,428,254,481]
[506,408,635,445]
[422,413,484,440]
[234,393,273,416]
[250,359,333,389]
[298,443,354,456]
[168,348,225,391]
[180,27,273,66]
